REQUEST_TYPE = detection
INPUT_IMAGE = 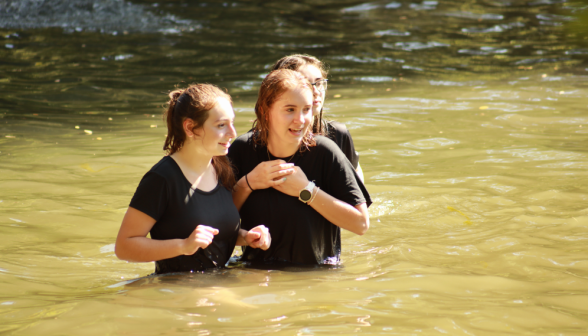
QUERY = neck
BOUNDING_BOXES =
[267,136,300,158]
[171,142,213,175]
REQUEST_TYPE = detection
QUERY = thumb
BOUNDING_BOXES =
[248,231,261,239]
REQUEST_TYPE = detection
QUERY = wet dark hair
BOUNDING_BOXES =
[270,54,328,135]
[253,69,316,151]
[163,84,235,189]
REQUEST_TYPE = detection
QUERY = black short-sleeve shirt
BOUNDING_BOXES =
[324,120,360,169]
[129,156,240,274]
[228,133,371,265]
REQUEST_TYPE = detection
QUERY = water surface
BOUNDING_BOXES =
[1,0,588,334]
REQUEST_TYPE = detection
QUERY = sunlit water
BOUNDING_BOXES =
[2,80,587,334]
[2,0,588,334]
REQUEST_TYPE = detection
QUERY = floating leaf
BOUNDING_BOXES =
[447,206,473,225]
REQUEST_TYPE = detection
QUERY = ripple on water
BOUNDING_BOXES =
[400,137,460,149]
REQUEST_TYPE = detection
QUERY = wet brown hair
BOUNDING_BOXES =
[270,54,328,135]
[253,69,316,150]
[163,84,235,189]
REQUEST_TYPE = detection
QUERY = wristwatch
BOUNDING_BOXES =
[298,181,315,203]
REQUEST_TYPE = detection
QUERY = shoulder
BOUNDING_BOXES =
[326,120,349,134]
[311,135,349,163]
[228,131,256,159]
[233,131,254,144]
[147,156,177,180]
[313,135,341,152]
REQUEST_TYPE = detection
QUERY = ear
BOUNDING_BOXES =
[183,118,196,138]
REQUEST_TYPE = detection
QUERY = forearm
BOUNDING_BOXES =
[308,190,369,235]
[235,229,249,246]
[232,176,253,211]
[115,236,187,262]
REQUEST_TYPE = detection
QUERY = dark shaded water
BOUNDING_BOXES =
[2,0,588,117]
[1,1,588,335]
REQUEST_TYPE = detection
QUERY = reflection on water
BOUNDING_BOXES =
[2,83,587,334]
[1,0,588,334]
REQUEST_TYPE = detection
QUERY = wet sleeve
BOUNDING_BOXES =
[321,140,371,208]
[129,172,169,221]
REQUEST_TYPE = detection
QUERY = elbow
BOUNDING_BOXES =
[355,218,370,236]
[114,241,130,261]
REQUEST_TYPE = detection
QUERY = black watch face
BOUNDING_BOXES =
[300,189,312,201]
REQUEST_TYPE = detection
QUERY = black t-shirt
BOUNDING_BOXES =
[129,156,240,274]
[323,120,360,169]
[228,133,371,265]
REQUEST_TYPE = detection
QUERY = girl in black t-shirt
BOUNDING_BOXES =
[115,84,271,274]
[229,70,371,265]
[270,54,364,182]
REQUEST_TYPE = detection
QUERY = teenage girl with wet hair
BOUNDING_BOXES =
[271,54,364,181]
[115,84,270,274]
[229,69,370,266]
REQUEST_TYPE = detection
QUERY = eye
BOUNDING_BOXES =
[286,107,295,112]
[218,123,225,128]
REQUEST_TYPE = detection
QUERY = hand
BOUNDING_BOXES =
[247,160,295,190]
[272,166,309,197]
[182,225,219,255]
[245,225,271,250]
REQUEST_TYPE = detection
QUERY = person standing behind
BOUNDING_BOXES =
[115,84,270,274]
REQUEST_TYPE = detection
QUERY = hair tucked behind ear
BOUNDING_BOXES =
[163,84,236,189]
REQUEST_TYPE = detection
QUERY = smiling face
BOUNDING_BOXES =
[193,97,236,157]
[267,86,313,155]
[298,64,325,116]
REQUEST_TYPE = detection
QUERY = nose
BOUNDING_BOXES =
[312,84,320,97]
[228,123,237,138]
[295,110,306,124]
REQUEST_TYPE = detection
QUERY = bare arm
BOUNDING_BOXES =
[115,207,217,262]
[273,167,369,235]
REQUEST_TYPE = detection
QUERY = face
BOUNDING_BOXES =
[298,64,325,116]
[267,86,313,150]
[193,97,236,156]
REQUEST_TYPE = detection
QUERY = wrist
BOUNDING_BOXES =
[244,174,255,191]
[307,186,320,205]
[298,181,316,203]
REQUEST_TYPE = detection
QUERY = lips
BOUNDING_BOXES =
[289,128,303,135]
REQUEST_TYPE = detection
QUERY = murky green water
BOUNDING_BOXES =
[2,0,588,334]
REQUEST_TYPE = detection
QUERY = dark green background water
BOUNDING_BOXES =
[2,0,588,117]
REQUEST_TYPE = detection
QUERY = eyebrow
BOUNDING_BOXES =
[214,117,233,122]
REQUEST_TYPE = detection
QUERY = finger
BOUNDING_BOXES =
[272,177,288,186]
[195,237,213,248]
[198,226,219,235]
[276,163,295,170]
[248,231,261,240]
[196,228,217,240]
